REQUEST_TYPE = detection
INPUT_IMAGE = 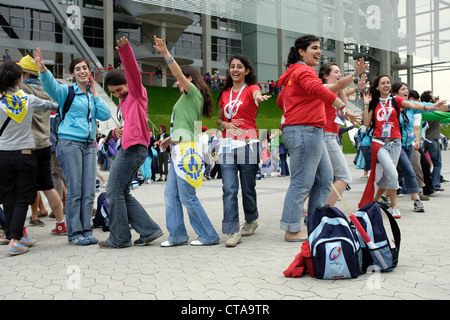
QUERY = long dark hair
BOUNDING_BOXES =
[318,62,338,84]
[182,66,212,119]
[217,54,257,107]
[0,61,23,93]
[286,35,320,67]
[368,74,400,130]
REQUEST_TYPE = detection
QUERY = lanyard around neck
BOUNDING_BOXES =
[228,83,247,122]
[379,97,393,123]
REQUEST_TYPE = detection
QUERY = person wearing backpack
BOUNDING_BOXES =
[0,61,59,255]
[99,36,163,248]
[34,49,112,245]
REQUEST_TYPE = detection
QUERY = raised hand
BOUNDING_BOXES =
[33,48,47,73]
[353,58,368,77]
[115,36,129,50]
[357,73,368,91]
[153,35,169,56]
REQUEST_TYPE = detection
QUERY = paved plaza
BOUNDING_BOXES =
[1,151,449,304]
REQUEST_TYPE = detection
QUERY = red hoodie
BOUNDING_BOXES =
[277,63,337,128]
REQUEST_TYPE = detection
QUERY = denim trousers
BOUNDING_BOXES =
[164,163,220,245]
[220,144,259,234]
[397,145,419,194]
[374,139,401,190]
[106,144,162,248]
[56,139,96,241]
[359,146,372,171]
[280,126,333,232]
[279,144,289,176]
[423,139,442,188]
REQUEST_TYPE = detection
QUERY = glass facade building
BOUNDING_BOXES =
[1,0,449,94]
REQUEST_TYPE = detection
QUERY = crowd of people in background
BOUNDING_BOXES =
[1,34,449,256]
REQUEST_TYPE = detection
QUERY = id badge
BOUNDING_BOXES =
[408,130,416,141]
[381,124,392,138]
[222,138,232,153]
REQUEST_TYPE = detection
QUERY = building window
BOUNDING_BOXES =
[212,36,242,63]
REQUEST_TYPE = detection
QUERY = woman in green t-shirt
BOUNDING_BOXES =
[153,35,220,247]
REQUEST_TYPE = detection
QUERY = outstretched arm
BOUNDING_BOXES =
[153,35,192,94]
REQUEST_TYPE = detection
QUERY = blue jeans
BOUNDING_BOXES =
[221,145,259,234]
[360,146,372,171]
[423,139,442,189]
[397,145,419,194]
[164,163,220,245]
[375,139,401,190]
[279,144,289,176]
[106,145,162,248]
[280,126,333,232]
[56,139,96,241]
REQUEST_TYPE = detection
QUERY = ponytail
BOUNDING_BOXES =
[286,35,320,67]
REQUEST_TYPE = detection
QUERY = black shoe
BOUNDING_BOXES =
[134,231,163,246]
[434,187,445,192]
[98,240,114,248]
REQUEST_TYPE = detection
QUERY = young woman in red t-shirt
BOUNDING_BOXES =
[216,54,270,247]
[361,75,444,218]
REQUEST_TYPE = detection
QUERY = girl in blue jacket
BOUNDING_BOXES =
[34,48,111,245]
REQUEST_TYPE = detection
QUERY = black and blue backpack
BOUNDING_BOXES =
[93,192,110,232]
[307,205,362,279]
[351,201,401,273]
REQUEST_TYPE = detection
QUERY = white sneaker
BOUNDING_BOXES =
[190,240,205,246]
[160,240,187,247]
[391,206,401,219]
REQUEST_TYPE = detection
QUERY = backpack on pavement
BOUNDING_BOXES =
[93,192,110,232]
[307,205,362,280]
[351,201,401,273]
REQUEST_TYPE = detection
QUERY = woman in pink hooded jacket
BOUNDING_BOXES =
[98,37,162,248]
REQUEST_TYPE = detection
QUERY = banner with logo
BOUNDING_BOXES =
[172,142,204,189]
[0,90,29,123]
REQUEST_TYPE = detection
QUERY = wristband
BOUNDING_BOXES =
[338,103,346,111]
[165,56,174,64]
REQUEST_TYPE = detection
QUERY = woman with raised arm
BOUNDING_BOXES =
[98,36,163,248]
[34,48,111,245]
[216,54,270,247]
[277,35,348,242]
[359,75,445,218]
[318,61,366,206]
[153,35,220,247]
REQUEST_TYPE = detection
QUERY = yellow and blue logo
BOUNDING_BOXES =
[175,142,204,188]
[1,91,28,124]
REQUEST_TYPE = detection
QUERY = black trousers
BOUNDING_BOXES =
[418,148,434,195]
[0,150,38,240]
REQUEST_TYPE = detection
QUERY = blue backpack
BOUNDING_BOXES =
[307,206,362,279]
[351,202,400,273]
[93,192,110,232]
